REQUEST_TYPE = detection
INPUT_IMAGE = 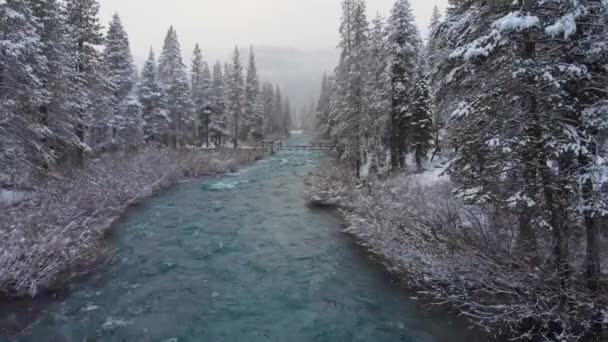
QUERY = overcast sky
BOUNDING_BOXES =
[98,0,447,66]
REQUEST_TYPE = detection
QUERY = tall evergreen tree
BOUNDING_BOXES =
[386,0,420,169]
[242,46,263,141]
[226,47,244,148]
[27,0,85,169]
[0,0,47,185]
[364,14,391,172]
[331,0,369,177]
[139,49,170,143]
[104,13,141,144]
[190,43,206,109]
[270,84,283,136]
[409,70,433,169]
[315,73,333,140]
[190,43,206,145]
[261,82,276,136]
[64,0,108,146]
[282,97,293,137]
[104,13,135,105]
[209,61,227,146]
[437,0,608,311]
[159,26,192,147]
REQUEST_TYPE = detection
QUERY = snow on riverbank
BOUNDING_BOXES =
[0,189,31,209]
[306,163,607,340]
[0,147,263,298]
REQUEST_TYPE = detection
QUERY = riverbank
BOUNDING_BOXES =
[0,146,263,298]
[306,163,608,341]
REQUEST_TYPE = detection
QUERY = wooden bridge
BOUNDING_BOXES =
[261,141,334,153]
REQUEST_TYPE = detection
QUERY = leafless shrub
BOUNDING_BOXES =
[306,166,608,340]
[0,147,262,298]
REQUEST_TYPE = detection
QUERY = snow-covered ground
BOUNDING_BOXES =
[306,162,607,340]
[0,147,263,298]
[0,189,31,208]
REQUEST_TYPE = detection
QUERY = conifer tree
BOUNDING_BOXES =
[243,46,263,141]
[27,0,86,168]
[0,0,47,184]
[226,47,244,148]
[409,70,433,169]
[270,84,283,135]
[261,82,276,136]
[282,97,293,137]
[364,14,391,171]
[437,0,608,307]
[197,61,213,146]
[315,73,333,140]
[159,26,192,147]
[209,61,227,146]
[65,0,109,145]
[331,0,369,177]
[191,43,205,107]
[104,13,140,144]
[104,13,135,105]
[386,0,420,169]
[139,49,170,143]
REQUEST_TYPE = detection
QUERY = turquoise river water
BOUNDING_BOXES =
[1,135,480,342]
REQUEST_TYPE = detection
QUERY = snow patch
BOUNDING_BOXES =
[411,167,449,187]
[82,304,100,312]
[450,12,539,60]
[545,13,577,39]
[101,317,132,330]
[495,11,539,32]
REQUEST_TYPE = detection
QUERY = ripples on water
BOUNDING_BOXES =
[2,135,480,342]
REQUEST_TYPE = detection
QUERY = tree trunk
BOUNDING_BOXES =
[584,214,601,292]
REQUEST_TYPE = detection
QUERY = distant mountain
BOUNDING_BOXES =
[253,46,338,110]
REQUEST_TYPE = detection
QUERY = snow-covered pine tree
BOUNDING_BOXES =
[261,82,275,136]
[104,13,141,145]
[331,0,369,177]
[386,0,420,169]
[158,26,180,84]
[190,43,207,145]
[409,69,432,170]
[364,14,391,172]
[209,61,227,146]
[105,13,135,105]
[27,0,86,170]
[65,0,109,147]
[242,46,264,141]
[168,66,193,147]
[315,73,333,140]
[543,0,608,293]
[282,97,293,137]
[197,61,213,146]
[226,47,244,148]
[437,0,608,336]
[223,61,234,143]
[0,0,47,185]
[429,5,442,33]
[427,6,444,154]
[191,43,205,108]
[159,26,192,147]
[270,84,283,136]
[113,94,143,144]
[139,49,170,143]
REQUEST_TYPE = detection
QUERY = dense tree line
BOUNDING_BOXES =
[317,0,608,338]
[0,0,292,187]
[316,0,434,176]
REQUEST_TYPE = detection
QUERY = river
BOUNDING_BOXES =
[2,134,478,342]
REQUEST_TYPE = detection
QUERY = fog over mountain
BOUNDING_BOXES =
[100,0,447,110]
